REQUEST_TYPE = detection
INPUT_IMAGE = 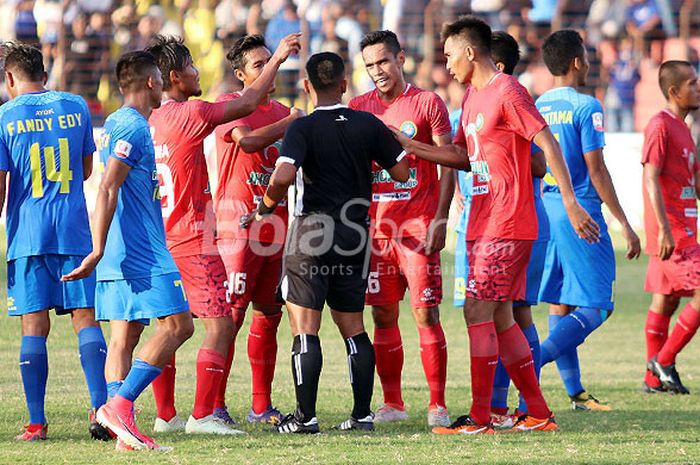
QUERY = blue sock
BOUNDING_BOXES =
[556,347,584,397]
[517,323,541,413]
[491,357,511,412]
[117,359,162,402]
[78,327,108,409]
[107,381,123,399]
[20,336,48,424]
[540,308,604,365]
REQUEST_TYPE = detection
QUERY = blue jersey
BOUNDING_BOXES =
[533,176,550,242]
[536,87,606,201]
[0,90,94,261]
[451,108,472,234]
[97,107,178,281]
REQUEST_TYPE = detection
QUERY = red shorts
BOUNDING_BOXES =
[365,236,442,308]
[645,244,700,297]
[173,254,230,318]
[218,238,284,310]
[466,238,533,302]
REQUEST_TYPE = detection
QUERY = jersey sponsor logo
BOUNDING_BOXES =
[263,140,282,162]
[471,160,491,182]
[592,112,604,132]
[420,287,437,303]
[372,192,411,202]
[472,184,489,195]
[542,110,573,125]
[681,186,696,200]
[335,114,349,122]
[114,139,133,159]
[247,170,273,186]
[684,208,697,218]
[372,167,417,188]
[475,113,484,131]
[400,121,418,139]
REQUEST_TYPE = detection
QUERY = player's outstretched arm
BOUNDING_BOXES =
[218,33,302,125]
[389,127,469,170]
[62,158,131,281]
[533,127,600,244]
[585,148,641,259]
[643,162,675,260]
[231,108,304,153]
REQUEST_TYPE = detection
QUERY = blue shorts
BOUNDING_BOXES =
[539,195,616,311]
[514,239,548,308]
[7,255,95,316]
[96,272,190,323]
[453,229,468,308]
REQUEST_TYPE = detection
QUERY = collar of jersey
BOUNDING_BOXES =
[375,83,411,107]
[315,104,348,111]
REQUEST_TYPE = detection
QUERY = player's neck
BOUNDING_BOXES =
[553,75,578,90]
[377,79,407,103]
[162,90,189,103]
[470,60,499,91]
[314,95,342,107]
[666,102,689,121]
[123,94,155,119]
[15,82,46,96]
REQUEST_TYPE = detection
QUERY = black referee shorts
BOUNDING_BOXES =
[279,214,370,312]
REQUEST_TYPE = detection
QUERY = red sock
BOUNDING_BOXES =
[374,326,404,409]
[498,324,551,419]
[192,348,227,419]
[644,310,671,387]
[418,323,447,408]
[467,321,499,426]
[214,308,245,409]
[248,312,282,414]
[657,303,700,365]
[151,355,176,421]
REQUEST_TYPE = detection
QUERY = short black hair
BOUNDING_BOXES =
[659,60,694,99]
[1,41,44,81]
[542,29,585,77]
[491,31,520,76]
[226,34,268,71]
[145,35,192,91]
[441,15,492,52]
[306,52,345,92]
[360,30,401,55]
[116,51,158,93]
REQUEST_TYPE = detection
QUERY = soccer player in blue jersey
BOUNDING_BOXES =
[62,51,193,452]
[536,30,641,410]
[0,42,109,442]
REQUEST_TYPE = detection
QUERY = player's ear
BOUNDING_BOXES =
[340,78,347,94]
[465,44,475,62]
[573,56,581,72]
[303,79,311,96]
[4,71,13,89]
[169,69,179,87]
[397,50,406,67]
[495,61,505,72]
[234,68,245,83]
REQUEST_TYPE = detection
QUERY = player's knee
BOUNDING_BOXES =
[413,306,439,327]
[174,318,195,343]
[70,308,98,333]
[372,305,399,328]
[21,311,51,337]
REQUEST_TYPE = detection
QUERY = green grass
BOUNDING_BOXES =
[0,231,699,464]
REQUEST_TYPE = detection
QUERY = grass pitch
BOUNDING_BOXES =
[0,233,699,464]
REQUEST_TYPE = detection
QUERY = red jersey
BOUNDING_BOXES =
[149,99,226,258]
[642,110,699,255]
[349,84,451,239]
[453,73,545,241]
[214,93,290,244]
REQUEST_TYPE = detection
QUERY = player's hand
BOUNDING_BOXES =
[622,224,641,260]
[425,218,447,255]
[389,126,413,148]
[272,33,302,63]
[61,252,102,281]
[290,107,305,119]
[239,210,256,229]
[658,226,675,260]
[565,201,600,244]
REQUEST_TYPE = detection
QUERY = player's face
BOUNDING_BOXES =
[239,47,274,93]
[444,36,472,85]
[361,43,404,96]
[179,56,202,97]
[678,67,700,111]
[149,67,164,109]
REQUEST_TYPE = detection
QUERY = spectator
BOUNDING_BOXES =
[64,14,103,116]
[604,37,641,132]
[471,0,507,31]
[626,0,666,63]
[15,0,39,44]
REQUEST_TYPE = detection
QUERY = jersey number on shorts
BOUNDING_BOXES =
[156,163,175,218]
[174,279,188,301]
[225,272,247,301]
[30,137,73,198]
[367,271,380,294]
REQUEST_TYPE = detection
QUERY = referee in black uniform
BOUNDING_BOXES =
[242,51,409,433]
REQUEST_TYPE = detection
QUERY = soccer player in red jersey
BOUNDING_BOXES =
[643,60,700,395]
[213,34,302,424]
[349,30,454,427]
[144,33,300,434]
[390,16,600,434]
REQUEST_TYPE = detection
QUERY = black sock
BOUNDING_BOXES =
[345,332,375,420]
[291,334,322,422]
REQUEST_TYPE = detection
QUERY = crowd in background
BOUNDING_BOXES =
[1,0,699,131]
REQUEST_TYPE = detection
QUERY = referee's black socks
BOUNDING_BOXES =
[291,334,323,422]
[345,332,375,420]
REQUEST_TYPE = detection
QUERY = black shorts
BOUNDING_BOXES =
[279,214,370,312]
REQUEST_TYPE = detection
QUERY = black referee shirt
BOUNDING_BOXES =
[278,104,406,223]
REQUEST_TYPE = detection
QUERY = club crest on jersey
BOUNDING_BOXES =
[592,112,604,132]
[475,113,484,131]
[400,121,418,139]
[114,139,133,159]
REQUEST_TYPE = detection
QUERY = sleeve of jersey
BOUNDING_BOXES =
[502,83,547,140]
[109,125,143,168]
[213,94,245,143]
[81,101,97,157]
[0,137,9,171]
[278,119,307,167]
[640,118,666,168]
[372,116,406,170]
[578,99,606,154]
[427,94,453,136]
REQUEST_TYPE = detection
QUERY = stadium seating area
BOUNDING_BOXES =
[1,0,699,131]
